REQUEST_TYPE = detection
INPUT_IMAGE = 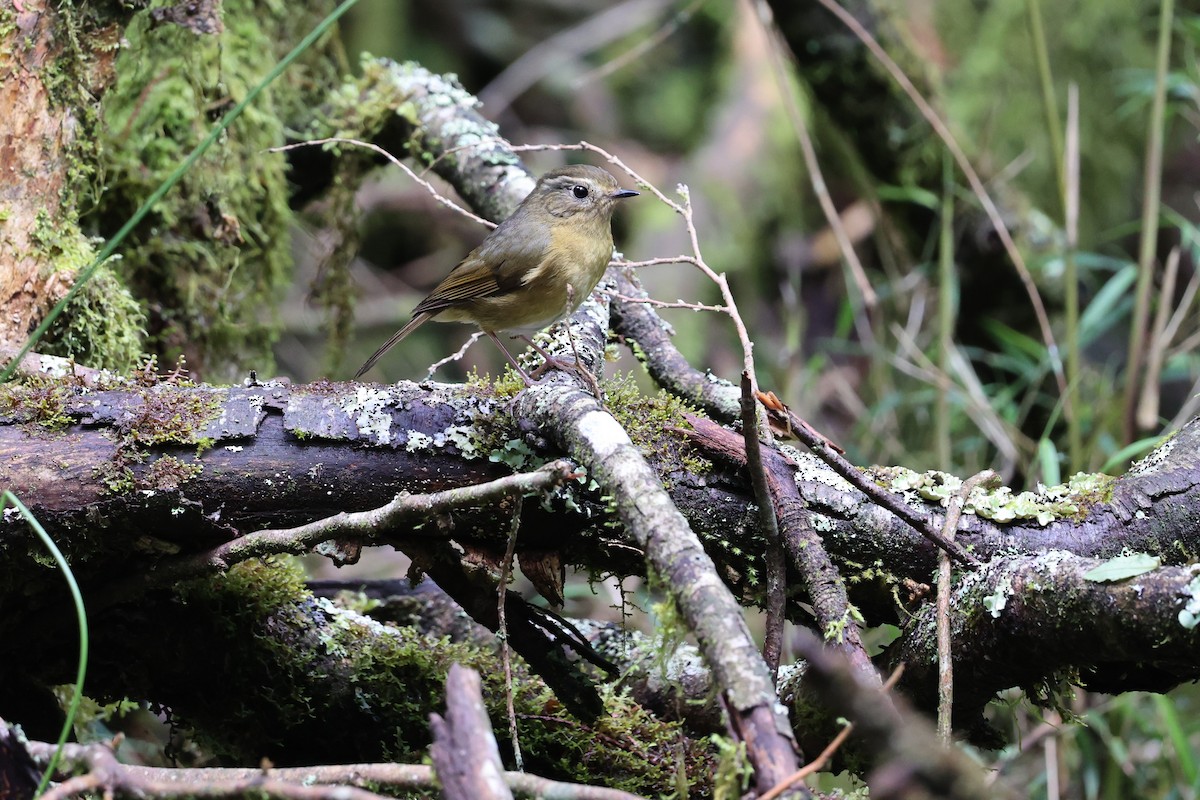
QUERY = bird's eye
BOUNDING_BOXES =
[572,185,589,199]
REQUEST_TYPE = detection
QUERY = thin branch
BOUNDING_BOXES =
[156,460,578,580]
[936,470,998,743]
[792,628,1007,799]
[755,392,981,567]
[759,666,905,800]
[270,137,498,229]
[615,255,703,269]
[424,331,487,381]
[25,740,645,800]
[498,497,525,771]
[429,664,514,800]
[600,290,727,314]
[609,269,742,422]
[741,372,786,678]
[683,414,878,683]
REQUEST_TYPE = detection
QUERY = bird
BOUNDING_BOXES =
[353,164,638,382]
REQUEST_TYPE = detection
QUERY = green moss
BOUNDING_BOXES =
[490,367,528,398]
[94,462,137,495]
[43,264,146,373]
[0,376,76,430]
[874,466,1115,526]
[125,389,224,448]
[602,372,712,478]
[91,385,224,495]
[142,455,203,490]
[709,734,752,798]
[87,0,340,377]
[824,604,866,643]
[163,560,716,794]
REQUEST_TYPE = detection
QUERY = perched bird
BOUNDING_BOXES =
[354,164,638,382]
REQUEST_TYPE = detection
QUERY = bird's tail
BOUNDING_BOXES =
[353,312,436,379]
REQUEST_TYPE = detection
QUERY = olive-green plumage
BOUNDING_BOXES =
[354,165,638,380]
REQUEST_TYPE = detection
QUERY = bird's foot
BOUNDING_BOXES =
[524,343,603,402]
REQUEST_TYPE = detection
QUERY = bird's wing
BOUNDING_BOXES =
[412,210,550,316]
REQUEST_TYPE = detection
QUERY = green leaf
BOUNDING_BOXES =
[1078,264,1137,347]
[875,184,940,209]
[1036,437,1062,487]
[1101,435,1165,472]
[1082,553,1161,582]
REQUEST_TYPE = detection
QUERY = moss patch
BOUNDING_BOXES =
[88,0,339,377]
[602,372,711,477]
[873,466,1115,525]
[43,264,145,373]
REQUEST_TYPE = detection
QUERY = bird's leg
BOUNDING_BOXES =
[522,285,604,398]
[484,331,534,386]
[519,328,603,401]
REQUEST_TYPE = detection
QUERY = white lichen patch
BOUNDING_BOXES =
[342,386,395,446]
[1032,548,1076,576]
[35,353,77,378]
[404,430,433,452]
[809,512,836,533]
[1178,573,1200,630]
[983,575,1013,618]
[1125,433,1175,477]
[875,467,1111,526]
[442,424,486,457]
[783,446,855,492]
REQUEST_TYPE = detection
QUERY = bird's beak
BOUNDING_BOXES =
[612,189,639,200]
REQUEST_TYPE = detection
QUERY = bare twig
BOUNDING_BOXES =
[936,470,998,742]
[683,414,878,684]
[614,255,703,269]
[155,460,578,580]
[600,289,726,314]
[756,392,981,566]
[24,740,644,800]
[430,664,514,800]
[741,372,786,678]
[425,331,486,381]
[791,628,1008,798]
[498,497,525,771]
[270,137,497,229]
[609,270,741,422]
[759,666,905,800]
